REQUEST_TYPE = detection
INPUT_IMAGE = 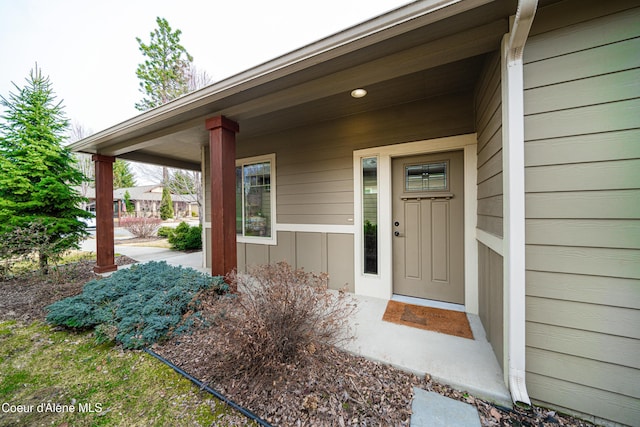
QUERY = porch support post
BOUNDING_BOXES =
[205,116,239,280]
[92,154,117,274]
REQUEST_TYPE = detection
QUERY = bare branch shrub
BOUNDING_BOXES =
[219,262,357,382]
[120,217,162,238]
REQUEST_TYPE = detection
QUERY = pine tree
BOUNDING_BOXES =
[135,17,193,111]
[113,159,136,189]
[159,187,174,220]
[134,18,209,219]
[0,65,91,271]
[123,190,135,213]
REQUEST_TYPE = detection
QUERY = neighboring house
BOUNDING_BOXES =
[70,0,639,425]
[113,185,197,219]
[78,185,198,219]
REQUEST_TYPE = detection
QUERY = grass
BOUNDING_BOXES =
[0,321,248,426]
[116,238,171,249]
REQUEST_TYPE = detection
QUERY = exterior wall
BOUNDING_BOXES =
[237,92,474,226]
[523,2,640,425]
[204,92,475,291]
[475,51,503,237]
[474,51,504,369]
[237,232,355,292]
[125,200,190,219]
[477,242,503,369]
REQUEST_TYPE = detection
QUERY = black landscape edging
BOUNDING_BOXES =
[143,348,272,427]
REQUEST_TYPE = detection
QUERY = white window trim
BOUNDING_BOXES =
[236,153,277,246]
[353,133,478,313]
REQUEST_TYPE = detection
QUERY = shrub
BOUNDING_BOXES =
[168,222,202,251]
[220,262,356,380]
[157,226,173,238]
[46,261,227,349]
[120,217,162,238]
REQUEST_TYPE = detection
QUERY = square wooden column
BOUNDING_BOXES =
[92,154,117,273]
[206,116,239,279]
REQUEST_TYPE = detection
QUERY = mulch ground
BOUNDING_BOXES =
[0,258,596,427]
[0,256,136,323]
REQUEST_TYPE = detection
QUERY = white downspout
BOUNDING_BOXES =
[502,0,537,406]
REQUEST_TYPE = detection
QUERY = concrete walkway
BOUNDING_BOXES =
[80,236,205,271]
[80,235,510,424]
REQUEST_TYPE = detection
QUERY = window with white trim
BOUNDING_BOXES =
[236,154,276,244]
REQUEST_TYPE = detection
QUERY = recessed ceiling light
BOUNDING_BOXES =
[351,88,367,98]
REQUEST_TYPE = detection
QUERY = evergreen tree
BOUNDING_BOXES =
[123,190,135,213]
[113,159,136,189]
[135,17,193,111]
[159,187,174,220]
[0,65,91,270]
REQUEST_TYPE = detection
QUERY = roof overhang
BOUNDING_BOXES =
[69,0,517,169]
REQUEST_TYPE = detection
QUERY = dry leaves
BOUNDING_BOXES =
[156,334,417,426]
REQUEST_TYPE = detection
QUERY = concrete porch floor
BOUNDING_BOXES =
[81,235,511,407]
[340,293,511,406]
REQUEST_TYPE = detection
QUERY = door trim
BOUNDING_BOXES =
[353,133,479,314]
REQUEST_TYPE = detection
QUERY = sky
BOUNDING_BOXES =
[0,0,412,136]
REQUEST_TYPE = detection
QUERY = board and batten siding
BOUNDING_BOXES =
[523,2,640,425]
[477,241,504,369]
[474,51,505,370]
[237,231,355,292]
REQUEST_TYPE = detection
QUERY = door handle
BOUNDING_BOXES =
[394,231,401,237]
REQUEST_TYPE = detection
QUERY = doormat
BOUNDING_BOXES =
[382,300,474,339]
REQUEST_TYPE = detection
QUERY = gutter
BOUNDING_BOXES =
[502,0,537,406]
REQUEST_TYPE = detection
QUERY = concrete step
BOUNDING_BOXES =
[411,388,481,427]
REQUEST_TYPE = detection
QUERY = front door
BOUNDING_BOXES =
[392,150,464,304]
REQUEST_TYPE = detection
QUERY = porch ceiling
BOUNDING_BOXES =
[70,0,516,169]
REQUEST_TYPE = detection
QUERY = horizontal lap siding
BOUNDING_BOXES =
[229,93,475,291]
[523,2,640,425]
[475,52,503,237]
[237,93,474,225]
[474,51,505,369]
